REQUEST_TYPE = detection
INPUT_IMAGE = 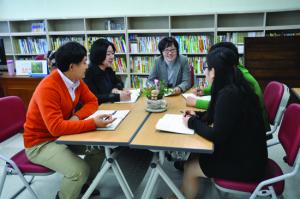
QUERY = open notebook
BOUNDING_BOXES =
[156,114,195,135]
[114,89,141,103]
[182,93,211,101]
[85,110,130,130]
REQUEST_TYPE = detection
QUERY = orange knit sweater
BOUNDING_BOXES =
[23,70,98,148]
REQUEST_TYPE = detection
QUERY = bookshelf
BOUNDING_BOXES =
[0,10,299,88]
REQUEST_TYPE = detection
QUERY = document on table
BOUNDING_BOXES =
[182,93,211,101]
[114,89,141,103]
[85,110,130,131]
[155,114,195,135]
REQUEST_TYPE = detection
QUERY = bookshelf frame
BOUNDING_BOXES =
[0,9,299,88]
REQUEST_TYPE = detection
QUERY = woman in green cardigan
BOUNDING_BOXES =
[187,42,270,133]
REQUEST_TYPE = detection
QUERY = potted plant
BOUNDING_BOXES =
[140,79,173,111]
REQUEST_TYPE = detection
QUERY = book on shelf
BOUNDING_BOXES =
[182,93,211,101]
[15,38,47,54]
[50,37,85,51]
[172,35,211,53]
[131,75,148,89]
[130,56,156,73]
[114,89,141,103]
[112,57,127,73]
[88,37,126,53]
[195,77,209,88]
[188,56,206,74]
[265,32,300,37]
[31,22,45,32]
[129,35,164,53]
[156,114,195,135]
[85,110,130,131]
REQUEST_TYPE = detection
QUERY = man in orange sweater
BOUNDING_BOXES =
[23,42,116,199]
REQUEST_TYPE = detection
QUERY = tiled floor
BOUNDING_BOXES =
[0,129,300,199]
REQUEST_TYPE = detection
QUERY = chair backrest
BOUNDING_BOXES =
[0,96,27,143]
[190,65,194,88]
[278,104,300,167]
[35,54,45,60]
[263,81,289,125]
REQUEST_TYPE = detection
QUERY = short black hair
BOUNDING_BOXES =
[90,39,116,65]
[55,42,87,72]
[209,42,239,63]
[158,37,179,57]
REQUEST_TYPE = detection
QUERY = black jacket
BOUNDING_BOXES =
[83,63,124,105]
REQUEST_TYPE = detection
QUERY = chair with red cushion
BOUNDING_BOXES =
[35,54,45,60]
[190,65,194,88]
[214,103,300,199]
[264,81,290,136]
[0,96,55,199]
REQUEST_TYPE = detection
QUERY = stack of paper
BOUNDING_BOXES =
[85,110,130,130]
[156,114,195,135]
[182,93,211,101]
[114,89,141,103]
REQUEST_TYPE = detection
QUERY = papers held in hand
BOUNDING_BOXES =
[85,110,130,131]
[114,89,141,103]
[181,93,211,101]
[155,114,195,135]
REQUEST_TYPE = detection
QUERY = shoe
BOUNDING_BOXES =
[174,160,186,171]
[55,191,60,199]
[80,184,100,196]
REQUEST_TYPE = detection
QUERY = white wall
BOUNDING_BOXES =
[0,0,299,20]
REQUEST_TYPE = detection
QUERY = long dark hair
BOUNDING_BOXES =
[201,47,263,128]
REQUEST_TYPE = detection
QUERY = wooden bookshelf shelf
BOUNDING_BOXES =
[1,9,299,89]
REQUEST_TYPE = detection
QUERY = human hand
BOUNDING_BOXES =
[183,109,196,117]
[120,90,131,101]
[192,87,204,96]
[111,88,121,94]
[182,114,191,127]
[94,114,117,128]
[173,87,181,96]
[186,96,197,107]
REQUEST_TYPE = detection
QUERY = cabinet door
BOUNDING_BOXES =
[2,84,37,109]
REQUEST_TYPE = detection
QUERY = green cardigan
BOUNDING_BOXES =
[195,63,271,132]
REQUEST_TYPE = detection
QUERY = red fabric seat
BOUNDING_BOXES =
[214,159,284,196]
[214,104,300,199]
[35,54,45,60]
[9,149,52,173]
[190,65,194,88]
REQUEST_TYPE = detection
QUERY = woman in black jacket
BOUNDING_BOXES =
[83,39,131,105]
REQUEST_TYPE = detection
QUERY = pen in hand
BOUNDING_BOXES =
[180,111,199,118]
[105,111,117,120]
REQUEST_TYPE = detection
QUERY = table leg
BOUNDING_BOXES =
[81,147,125,199]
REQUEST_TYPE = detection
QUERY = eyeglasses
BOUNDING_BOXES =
[163,48,177,54]
[203,66,209,71]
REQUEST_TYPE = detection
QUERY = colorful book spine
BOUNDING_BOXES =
[188,56,206,74]
[14,38,47,54]
[88,37,126,53]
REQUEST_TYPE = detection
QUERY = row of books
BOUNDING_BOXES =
[195,78,209,88]
[131,75,148,88]
[15,38,48,54]
[217,32,264,45]
[17,56,35,60]
[112,57,127,73]
[266,33,300,37]
[50,37,86,51]
[105,20,124,30]
[239,57,243,64]
[172,35,211,53]
[130,56,157,73]
[188,56,206,74]
[31,22,45,32]
[88,37,126,53]
[129,36,164,53]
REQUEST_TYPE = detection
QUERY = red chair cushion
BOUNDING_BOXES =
[190,65,194,88]
[9,149,53,173]
[214,159,284,196]
[263,82,284,124]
